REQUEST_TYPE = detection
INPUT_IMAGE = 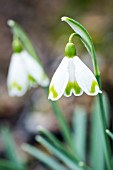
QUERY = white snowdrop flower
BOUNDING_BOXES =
[7,50,49,97]
[48,42,102,101]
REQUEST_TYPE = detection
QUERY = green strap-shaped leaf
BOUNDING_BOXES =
[72,107,87,162]
[0,159,23,170]
[1,127,25,170]
[22,144,68,170]
[90,93,110,170]
[36,136,82,170]
[38,127,79,162]
[37,127,93,170]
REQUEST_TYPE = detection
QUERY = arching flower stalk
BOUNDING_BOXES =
[48,34,101,101]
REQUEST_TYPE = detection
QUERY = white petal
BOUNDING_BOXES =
[64,58,83,97]
[21,51,49,87]
[73,56,101,95]
[48,57,69,101]
[7,53,28,96]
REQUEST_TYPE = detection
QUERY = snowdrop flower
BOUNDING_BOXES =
[48,41,102,101]
[7,39,49,97]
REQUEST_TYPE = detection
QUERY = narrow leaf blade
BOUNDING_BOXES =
[36,136,79,170]
[38,126,78,162]
[90,93,110,170]
[72,106,87,161]
[0,160,22,170]
[1,127,25,170]
[22,144,68,170]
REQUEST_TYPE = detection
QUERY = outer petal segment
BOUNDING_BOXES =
[73,56,102,95]
[48,57,69,101]
[21,51,49,87]
[64,58,83,97]
[7,53,28,96]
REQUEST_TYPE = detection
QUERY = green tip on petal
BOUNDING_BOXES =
[49,85,58,99]
[10,82,22,91]
[90,80,99,93]
[28,74,37,87]
[7,19,15,27]
[65,81,82,95]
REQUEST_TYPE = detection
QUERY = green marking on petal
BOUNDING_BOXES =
[28,75,37,84]
[10,82,22,91]
[90,80,98,93]
[65,81,82,95]
[28,74,37,88]
[49,85,58,98]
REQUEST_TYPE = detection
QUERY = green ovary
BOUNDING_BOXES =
[49,85,58,98]
[90,80,98,93]
[65,81,82,95]
[11,82,22,91]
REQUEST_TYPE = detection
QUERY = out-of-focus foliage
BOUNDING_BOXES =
[0,127,26,170]
[90,93,110,170]
[23,93,111,170]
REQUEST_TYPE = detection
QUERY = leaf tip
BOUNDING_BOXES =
[7,19,15,27]
[21,143,28,151]
[37,125,45,131]
[35,135,41,142]
[61,16,68,21]
[106,129,110,134]
[78,161,85,167]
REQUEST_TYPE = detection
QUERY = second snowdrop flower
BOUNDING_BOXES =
[48,34,102,101]
[7,38,49,97]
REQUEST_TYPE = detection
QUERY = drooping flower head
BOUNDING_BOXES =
[7,36,49,97]
[48,34,102,101]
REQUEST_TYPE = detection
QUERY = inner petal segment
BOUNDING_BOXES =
[64,58,83,97]
[64,81,82,97]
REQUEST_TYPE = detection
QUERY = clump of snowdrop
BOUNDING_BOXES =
[7,37,49,97]
[48,34,102,101]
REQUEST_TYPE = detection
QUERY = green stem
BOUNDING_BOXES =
[69,33,77,43]
[92,49,112,170]
[50,101,75,148]
[44,86,77,153]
